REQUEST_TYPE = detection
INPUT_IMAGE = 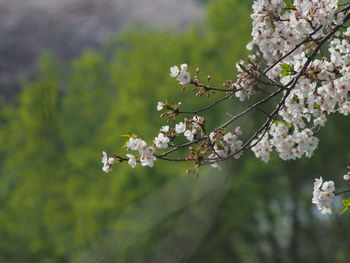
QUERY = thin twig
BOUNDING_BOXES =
[335,189,350,196]
[190,80,234,92]
[178,94,232,114]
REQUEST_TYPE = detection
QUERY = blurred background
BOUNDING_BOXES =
[0,0,349,262]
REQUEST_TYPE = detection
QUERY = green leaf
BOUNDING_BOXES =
[120,133,138,139]
[280,64,295,78]
[121,133,138,149]
[341,199,350,214]
[273,120,290,126]
[285,0,295,9]
[292,94,299,102]
[122,141,129,149]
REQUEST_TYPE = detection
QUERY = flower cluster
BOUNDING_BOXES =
[127,137,156,168]
[101,111,244,173]
[101,151,115,173]
[234,60,258,101]
[249,0,339,64]
[170,64,191,85]
[208,127,243,169]
[248,0,350,165]
[312,177,335,214]
[252,122,318,162]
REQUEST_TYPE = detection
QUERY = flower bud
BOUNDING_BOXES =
[344,174,350,181]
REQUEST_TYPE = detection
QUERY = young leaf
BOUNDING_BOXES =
[120,133,138,139]
[280,63,295,78]
[121,133,138,149]
[341,199,350,215]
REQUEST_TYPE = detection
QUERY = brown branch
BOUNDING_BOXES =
[128,11,350,166]
[335,189,350,196]
[218,87,284,129]
[155,138,205,158]
[338,2,350,8]
[190,80,234,92]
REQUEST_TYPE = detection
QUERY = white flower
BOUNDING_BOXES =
[321,181,335,193]
[246,41,254,50]
[160,125,170,133]
[102,164,112,173]
[177,70,191,85]
[339,102,350,116]
[180,63,188,71]
[293,52,307,72]
[140,147,157,167]
[184,129,196,141]
[344,174,350,181]
[314,177,323,190]
[208,153,221,170]
[126,154,136,168]
[140,155,156,167]
[335,12,345,25]
[154,133,170,149]
[101,151,113,173]
[108,157,115,165]
[141,146,155,156]
[235,126,242,136]
[127,138,147,152]
[170,66,180,78]
[251,134,272,163]
[209,131,216,141]
[175,122,186,134]
[101,151,108,164]
[223,132,237,145]
[344,27,350,37]
[312,177,335,214]
[211,162,221,169]
[157,101,165,111]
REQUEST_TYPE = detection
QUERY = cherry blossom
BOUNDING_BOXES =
[100,0,350,215]
[157,101,165,111]
[127,137,147,152]
[184,129,196,142]
[126,154,137,168]
[154,133,170,149]
[170,66,180,78]
[140,147,156,167]
[312,177,335,215]
[177,70,191,85]
[175,122,186,134]
[160,125,170,133]
[101,151,113,173]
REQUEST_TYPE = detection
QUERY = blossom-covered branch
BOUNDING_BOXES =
[101,0,350,214]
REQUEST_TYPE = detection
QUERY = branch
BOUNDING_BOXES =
[335,189,350,196]
[189,80,234,93]
[178,94,232,114]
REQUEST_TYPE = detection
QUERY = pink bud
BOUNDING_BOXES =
[343,174,350,181]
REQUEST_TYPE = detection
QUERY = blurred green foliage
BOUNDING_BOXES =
[0,0,350,262]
